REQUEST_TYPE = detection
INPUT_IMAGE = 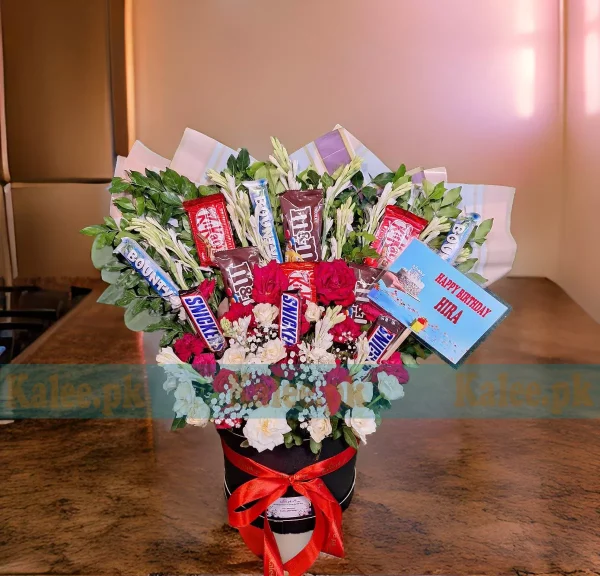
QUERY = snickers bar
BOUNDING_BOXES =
[180,287,226,352]
[365,316,404,362]
[279,292,301,346]
[115,238,180,307]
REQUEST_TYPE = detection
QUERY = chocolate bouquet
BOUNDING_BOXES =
[82,126,512,576]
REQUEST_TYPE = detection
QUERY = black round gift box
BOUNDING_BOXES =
[219,428,357,535]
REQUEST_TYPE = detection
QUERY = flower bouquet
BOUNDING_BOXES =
[82,127,500,576]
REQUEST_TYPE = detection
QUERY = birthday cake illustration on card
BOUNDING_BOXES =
[397,265,425,299]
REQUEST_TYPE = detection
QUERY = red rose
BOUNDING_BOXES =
[325,365,352,387]
[252,261,289,305]
[212,369,237,394]
[330,315,362,343]
[373,355,410,384]
[361,301,382,323]
[197,279,216,300]
[322,384,342,415]
[315,260,356,306]
[192,353,217,378]
[241,375,278,404]
[173,333,206,362]
[223,302,255,326]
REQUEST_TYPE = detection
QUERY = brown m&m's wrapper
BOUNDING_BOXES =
[213,247,261,306]
[280,190,324,262]
[348,263,382,325]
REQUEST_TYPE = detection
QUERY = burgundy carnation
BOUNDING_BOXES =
[330,315,362,343]
[252,261,289,305]
[241,375,278,405]
[192,353,217,378]
[173,333,206,362]
[373,354,410,384]
[315,260,356,307]
[197,279,216,301]
[325,365,352,387]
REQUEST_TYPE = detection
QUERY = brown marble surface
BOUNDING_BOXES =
[2,278,600,575]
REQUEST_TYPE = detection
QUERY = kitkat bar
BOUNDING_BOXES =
[348,264,382,324]
[183,193,235,266]
[280,262,317,303]
[364,205,428,269]
[280,190,324,262]
[213,247,260,306]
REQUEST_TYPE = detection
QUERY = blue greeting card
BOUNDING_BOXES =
[367,239,510,366]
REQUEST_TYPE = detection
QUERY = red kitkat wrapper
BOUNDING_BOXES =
[364,206,428,268]
[280,262,317,303]
[183,193,235,266]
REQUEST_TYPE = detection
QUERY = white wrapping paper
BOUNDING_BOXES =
[110,127,516,283]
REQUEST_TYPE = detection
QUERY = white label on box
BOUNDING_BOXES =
[266,496,312,519]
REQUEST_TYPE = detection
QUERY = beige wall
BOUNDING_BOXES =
[131,0,564,278]
[559,0,600,322]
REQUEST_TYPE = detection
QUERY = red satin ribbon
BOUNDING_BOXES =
[222,439,357,576]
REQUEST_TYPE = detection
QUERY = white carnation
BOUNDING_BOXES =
[173,380,196,418]
[220,343,248,368]
[253,303,279,327]
[377,372,404,401]
[307,418,332,443]
[186,397,210,427]
[305,301,323,323]
[243,407,291,452]
[344,406,377,444]
[259,338,287,365]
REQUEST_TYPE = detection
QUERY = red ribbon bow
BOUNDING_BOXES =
[222,439,356,576]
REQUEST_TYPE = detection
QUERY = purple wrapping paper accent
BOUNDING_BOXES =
[315,130,352,174]
[411,171,425,185]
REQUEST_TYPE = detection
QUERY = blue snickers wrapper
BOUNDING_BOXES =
[245,179,283,263]
[438,213,481,264]
[115,237,180,308]
[279,291,301,346]
[365,316,403,362]
[179,287,226,352]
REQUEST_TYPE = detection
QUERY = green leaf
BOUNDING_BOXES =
[113,197,135,213]
[393,164,407,181]
[128,298,149,317]
[437,206,462,219]
[227,154,237,174]
[97,284,125,305]
[441,186,462,207]
[343,426,359,450]
[372,172,394,188]
[320,172,334,190]
[361,186,378,201]
[115,289,136,307]
[109,177,131,194]
[160,330,180,347]
[198,185,218,197]
[124,303,162,332]
[103,216,118,230]
[91,235,115,269]
[284,432,294,448]
[350,171,364,189]
[306,170,321,188]
[162,168,184,194]
[333,428,342,440]
[474,218,493,240]
[293,434,303,447]
[160,189,181,207]
[171,416,187,431]
[456,258,477,273]
[80,224,108,236]
[428,182,446,200]
[101,267,121,284]
[247,161,265,179]
[182,177,199,200]
[128,171,148,188]
[309,439,322,455]
[135,196,145,216]
[401,353,418,366]
[240,439,250,448]
[237,148,250,172]
[466,272,488,285]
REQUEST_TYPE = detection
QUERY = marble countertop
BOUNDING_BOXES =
[1,278,600,575]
